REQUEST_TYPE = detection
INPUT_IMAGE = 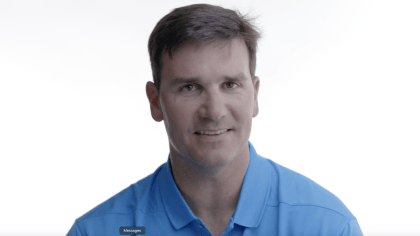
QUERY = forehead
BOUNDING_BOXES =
[160,38,251,83]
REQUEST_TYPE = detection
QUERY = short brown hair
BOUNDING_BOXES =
[148,4,261,92]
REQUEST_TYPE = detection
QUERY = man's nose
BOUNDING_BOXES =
[198,88,226,121]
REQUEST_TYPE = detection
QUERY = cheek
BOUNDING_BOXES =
[236,96,255,127]
[236,93,254,114]
[161,97,190,126]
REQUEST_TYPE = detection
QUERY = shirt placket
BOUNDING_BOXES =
[193,219,213,236]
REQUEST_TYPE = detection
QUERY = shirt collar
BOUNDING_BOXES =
[232,141,271,227]
[158,141,271,229]
[157,158,196,230]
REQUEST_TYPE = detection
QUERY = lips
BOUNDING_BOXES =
[194,129,231,135]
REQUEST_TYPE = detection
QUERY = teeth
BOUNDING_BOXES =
[196,129,229,135]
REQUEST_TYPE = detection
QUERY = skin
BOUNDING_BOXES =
[146,38,259,236]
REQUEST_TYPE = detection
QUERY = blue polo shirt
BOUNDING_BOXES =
[67,142,363,236]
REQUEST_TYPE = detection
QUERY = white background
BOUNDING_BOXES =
[0,0,419,235]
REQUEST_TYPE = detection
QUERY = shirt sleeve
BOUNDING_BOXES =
[66,220,84,236]
[340,219,364,236]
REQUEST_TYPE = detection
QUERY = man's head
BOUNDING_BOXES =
[148,4,261,92]
[146,4,261,172]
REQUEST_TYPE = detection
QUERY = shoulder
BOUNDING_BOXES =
[76,164,166,222]
[264,157,356,220]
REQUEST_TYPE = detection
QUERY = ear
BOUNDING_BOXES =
[252,76,260,117]
[146,81,163,122]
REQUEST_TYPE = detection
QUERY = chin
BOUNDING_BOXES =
[190,147,238,167]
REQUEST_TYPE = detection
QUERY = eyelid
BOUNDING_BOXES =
[180,83,200,92]
[178,81,239,92]
[223,81,239,88]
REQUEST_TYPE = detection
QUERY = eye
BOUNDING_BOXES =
[181,84,197,92]
[224,82,238,89]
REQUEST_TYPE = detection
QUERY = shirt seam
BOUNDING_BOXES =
[266,201,356,220]
[340,219,358,236]
[74,219,84,236]
[79,208,166,222]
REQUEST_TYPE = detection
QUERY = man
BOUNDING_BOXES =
[67,4,363,236]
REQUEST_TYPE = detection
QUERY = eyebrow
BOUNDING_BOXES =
[169,77,202,87]
[169,73,248,86]
[223,73,248,82]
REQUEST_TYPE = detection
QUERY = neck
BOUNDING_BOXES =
[170,145,250,219]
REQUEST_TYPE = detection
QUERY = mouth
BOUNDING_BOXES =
[194,129,232,135]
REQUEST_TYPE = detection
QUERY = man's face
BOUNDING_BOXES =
[148,38,259,168]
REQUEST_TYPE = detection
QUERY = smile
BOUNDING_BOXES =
[194,129,231,135]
